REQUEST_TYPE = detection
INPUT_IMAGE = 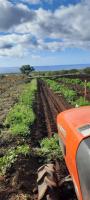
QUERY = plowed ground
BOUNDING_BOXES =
[0,78,77,200]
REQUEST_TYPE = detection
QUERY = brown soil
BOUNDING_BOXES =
[0,75,27,123]
[0,78,77,200]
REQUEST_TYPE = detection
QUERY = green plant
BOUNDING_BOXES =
[74,97,90,106]
[36,134,62,162]
[45,79,90,107]
[59,78,83,86]
[5,79,37,136]
[45,79,77,103]
[20,79,37,106]
[16,144,30,155]
[5,104,35,136]
[0,144,30,175]
[87,81,90,89]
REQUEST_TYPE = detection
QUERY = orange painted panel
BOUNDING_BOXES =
[57,106,90,200]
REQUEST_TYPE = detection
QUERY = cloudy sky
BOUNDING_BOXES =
[0,0,90,68]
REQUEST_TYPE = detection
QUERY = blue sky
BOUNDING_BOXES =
[0,0,90,69]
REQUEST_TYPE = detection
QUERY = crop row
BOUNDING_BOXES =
[56,77,90,89]
[0,79,37,175]
[0,78,63,176]
[45,79,90,106]
[5,79,37,136]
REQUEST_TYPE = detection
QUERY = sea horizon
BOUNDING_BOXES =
[0,63,90,74]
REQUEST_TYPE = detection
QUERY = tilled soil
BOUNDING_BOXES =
[0,81,27,123]
[37,79,71,137]
[0,79,77,200]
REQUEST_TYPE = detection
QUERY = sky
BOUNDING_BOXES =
[0,0,90,68]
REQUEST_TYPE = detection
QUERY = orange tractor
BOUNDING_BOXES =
[38,106,90,200]
[57,106,90,200]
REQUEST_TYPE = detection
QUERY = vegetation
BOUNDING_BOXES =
[20,65,35,75]
[0,144,30,175]
[75,97,90,106]
[36,134,62,162]
[32,66,90,77]
[87,81,90,89]
[5,79,37,136]
[59,77,83,86]
[45,78,90,106]
[83,67,90,74]
[0,79,37,175]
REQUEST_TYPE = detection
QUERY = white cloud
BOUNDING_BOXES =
[0,33,34,57]
[0,0,36,31]
[12,1,90,42]
[0,0,90,57]
[18,0,53,4]
[22,0,41,4]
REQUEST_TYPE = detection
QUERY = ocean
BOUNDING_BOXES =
[0,64,90,74]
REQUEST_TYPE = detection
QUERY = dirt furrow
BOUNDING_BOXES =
[37,79,71,137]
[0,78,75,200]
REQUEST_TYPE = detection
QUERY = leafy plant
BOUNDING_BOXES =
[0,144,30,175]
[87,81,90,89]
[20,79,37,106]
[36,134,62,162]
[74,97,90,106]
[5,79,37,136]
[45,79,90,107]
[5,104,35,136]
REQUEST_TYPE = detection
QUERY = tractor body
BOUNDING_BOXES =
[57,106,90,200]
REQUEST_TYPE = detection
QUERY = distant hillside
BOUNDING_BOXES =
[0,64,90,74]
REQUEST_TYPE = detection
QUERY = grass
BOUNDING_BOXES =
[5,79,37,136]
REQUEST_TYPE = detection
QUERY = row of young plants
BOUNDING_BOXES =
[0,79,37,175]
[0,78,62,176]
[0,144,30,175]
[45,79,90,106]
[36,134,62,162]
[58,78,83,86]
[5,79,37,136]
[58,77,90,89]
[0,134,62,175]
